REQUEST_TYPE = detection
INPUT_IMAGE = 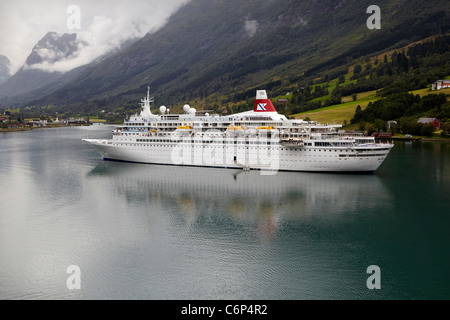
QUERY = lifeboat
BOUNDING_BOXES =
[280,138,304,148]
[226,125,244,137]
[177,126,192,130]
[227,125,244,130]
[176,125,193,136]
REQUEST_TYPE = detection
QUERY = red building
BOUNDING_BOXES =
[371,132,393,138]
[417,118,440,130]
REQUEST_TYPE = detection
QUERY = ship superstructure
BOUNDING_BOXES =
[83,89,393,173]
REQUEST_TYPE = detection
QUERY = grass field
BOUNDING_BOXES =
[410,87,450,97]
[293,90,378,124]
[90,119,107,123]
[293,87,450,125]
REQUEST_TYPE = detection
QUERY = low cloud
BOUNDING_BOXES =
[244,18,259,37]
[0,0,191,74]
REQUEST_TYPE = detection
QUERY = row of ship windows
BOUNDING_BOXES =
[340,154,386,157]
[133,139,354,147]
[114,145,379,160]
[135,139,283,145]
[315,142,353,147]
[115,143,371,154]
[124,122,284,127]
[121,138,355,148]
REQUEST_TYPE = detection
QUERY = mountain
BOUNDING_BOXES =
[25,32,81,66]
[0,32,84,104]
[0,32,137,105]
[3,0,450,113]
[0,55,11,85]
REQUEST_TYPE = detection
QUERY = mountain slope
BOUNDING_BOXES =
[0,55,11,85]
[0,33,140,105]
[0,32,84,103]
[8,0,450,112]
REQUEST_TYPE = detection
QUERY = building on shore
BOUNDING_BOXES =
[417,118,440,130]
[431,80,450,90]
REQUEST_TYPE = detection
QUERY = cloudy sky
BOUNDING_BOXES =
[0,0,190,74]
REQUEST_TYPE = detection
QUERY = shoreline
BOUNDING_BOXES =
[0,124,90,133]
[378,136,450,143]
[420,138,450,143]
[2,125,449,143]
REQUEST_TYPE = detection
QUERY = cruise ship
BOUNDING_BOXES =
[83,89,393,173]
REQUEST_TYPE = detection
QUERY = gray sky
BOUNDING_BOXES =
[0,0,190,74]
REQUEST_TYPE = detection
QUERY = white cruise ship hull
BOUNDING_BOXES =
[82,89,394,173]
[83,138,392,173]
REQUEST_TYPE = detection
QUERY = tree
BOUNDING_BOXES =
[441,123,450,137]
[351,105,363,124]
[358,121,366,132]
[421,123,435,137]
[367,124,376,136]
[352,93,357,101]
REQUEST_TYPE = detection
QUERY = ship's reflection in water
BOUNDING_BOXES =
[88,161,391,241]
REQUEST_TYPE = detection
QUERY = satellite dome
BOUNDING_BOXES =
[183,104,191,113]
[188,108,196,115]
[159,106,167,114]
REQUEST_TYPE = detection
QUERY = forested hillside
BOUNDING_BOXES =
[1,0,449,125]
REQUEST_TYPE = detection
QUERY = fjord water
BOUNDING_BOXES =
[0,126,449,300]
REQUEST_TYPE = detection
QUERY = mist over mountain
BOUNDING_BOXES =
[0,55,11,85]
[24,32,81,68]
[0,32,140,105]
[1,0,449,112]
[0,32,86,103]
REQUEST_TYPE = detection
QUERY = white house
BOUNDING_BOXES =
[431,80,450,90]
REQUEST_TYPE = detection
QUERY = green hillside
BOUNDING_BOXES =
[19,0,449,115]
[1,0,449,132]
[260,33,445,137]
[295,87,450,126]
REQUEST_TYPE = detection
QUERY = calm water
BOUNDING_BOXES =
[0,126,449,300]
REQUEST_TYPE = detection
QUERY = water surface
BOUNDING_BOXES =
[0,127,449,299]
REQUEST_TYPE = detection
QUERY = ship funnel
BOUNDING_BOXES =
[254,90,277,113]
[256,90,268,99]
